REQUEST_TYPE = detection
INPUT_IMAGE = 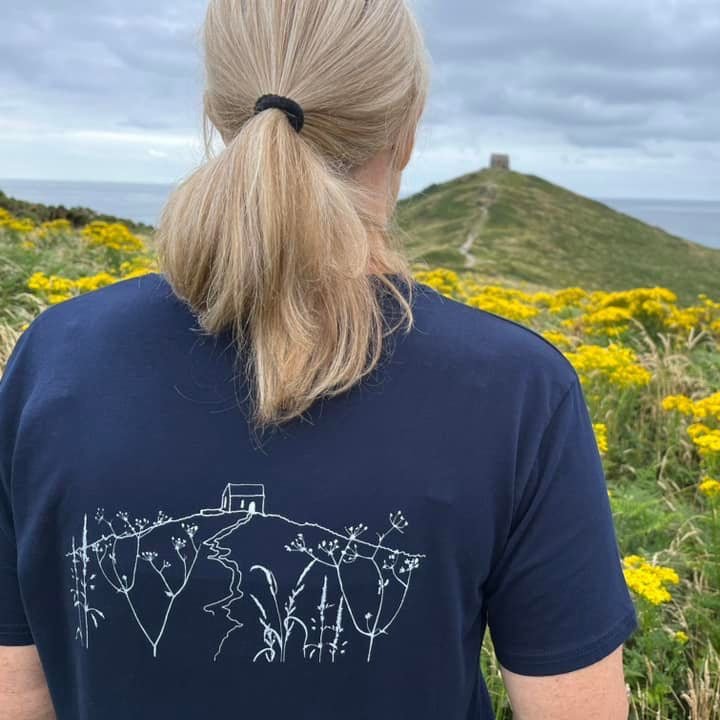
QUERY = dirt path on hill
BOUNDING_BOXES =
[459,183,497,269]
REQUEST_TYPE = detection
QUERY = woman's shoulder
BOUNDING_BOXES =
[406,279,578,395]
[3,273,195,385]
[18,272,190,343]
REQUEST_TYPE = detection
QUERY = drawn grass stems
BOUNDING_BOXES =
[248,560,348,664]
[69,514,105,648]
[305,575,348,662]
[249,563,309,663]
[328,595,347,662]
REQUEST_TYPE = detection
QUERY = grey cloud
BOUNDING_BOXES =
[420,0,720,71]
[0,1,204,134]
[0,0,718,158]
[117,117,178,132]
[414,0,720,150]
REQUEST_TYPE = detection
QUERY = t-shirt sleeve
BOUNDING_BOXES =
[0,328,35,645]
[484,374,638,676]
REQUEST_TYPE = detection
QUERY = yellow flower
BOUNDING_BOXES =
[580,306,633,336]
[593,423,608,455]
[623,554,645,566]
[667,306,706,332]
[698,477,720,499]
[545,287,589,312]
[622,555,679,605]
[73,273,117,293]
[687,423,712,439]
[674,630,689,644]
[581,288,678,336]
[81,221,146,253]
[661,395,696,416]
[26,270,124,302]
[35,218,73,240]
[0,208,35,234]
[663,392,720,423]
[466,293,539,324]
[48,293,73,305]
[541,330,575,348]
[693,392,720,422]
[564,343,652,388]
[119,255,157,279]
[413,268,463,299]
[693,431,720,457]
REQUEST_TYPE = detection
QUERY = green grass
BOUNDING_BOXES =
[396,168,720,305]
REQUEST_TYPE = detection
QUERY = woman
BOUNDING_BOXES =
[0,1,637,718]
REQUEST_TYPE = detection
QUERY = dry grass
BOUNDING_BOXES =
[681,643,720,720]
[0,321,21,371]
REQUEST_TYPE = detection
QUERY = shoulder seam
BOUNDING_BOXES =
[413,282,576,370]
[526,375,579,482]
[474,305,576,369]
[512,374,578,534]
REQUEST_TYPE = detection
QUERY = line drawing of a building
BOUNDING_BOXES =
[220,483,265,514]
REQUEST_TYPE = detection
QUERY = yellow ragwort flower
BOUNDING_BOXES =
[593,423,608,455]
[698,477,720,499]
[81,221,146,253]
[661,394,696,416]
[622,555,679,605]
[564,343,652,388]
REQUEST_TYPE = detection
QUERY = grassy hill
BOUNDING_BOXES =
[396,168,720,305]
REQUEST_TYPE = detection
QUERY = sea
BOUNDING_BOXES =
[1,178,718,250]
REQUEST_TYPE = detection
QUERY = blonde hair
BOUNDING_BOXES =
[156,0,430,430]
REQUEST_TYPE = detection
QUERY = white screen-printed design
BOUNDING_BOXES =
[66,484,425,662]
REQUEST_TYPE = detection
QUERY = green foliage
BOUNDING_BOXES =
[0,188,153,235]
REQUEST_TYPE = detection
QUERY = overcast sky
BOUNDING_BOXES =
[1,0,718,199]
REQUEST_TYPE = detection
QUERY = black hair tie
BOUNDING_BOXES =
[253,94,305,133]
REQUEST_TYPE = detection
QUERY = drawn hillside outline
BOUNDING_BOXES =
[66,483,425,662]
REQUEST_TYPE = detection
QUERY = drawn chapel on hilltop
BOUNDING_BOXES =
[220,483,266,514]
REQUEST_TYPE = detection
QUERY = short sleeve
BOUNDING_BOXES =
[0,329,35,645]
[485,375,638,676]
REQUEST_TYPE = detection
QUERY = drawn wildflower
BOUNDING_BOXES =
[285,511,424,660]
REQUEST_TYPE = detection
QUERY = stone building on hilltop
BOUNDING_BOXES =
[490,154,511,171]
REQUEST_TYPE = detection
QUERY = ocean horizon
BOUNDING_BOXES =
[1,177,718,250]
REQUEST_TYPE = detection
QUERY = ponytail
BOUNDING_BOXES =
[155,0,429,430]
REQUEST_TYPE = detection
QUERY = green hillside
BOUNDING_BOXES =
[396,168,720,305]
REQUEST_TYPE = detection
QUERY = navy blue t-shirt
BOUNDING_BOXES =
[0,273,638,718]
